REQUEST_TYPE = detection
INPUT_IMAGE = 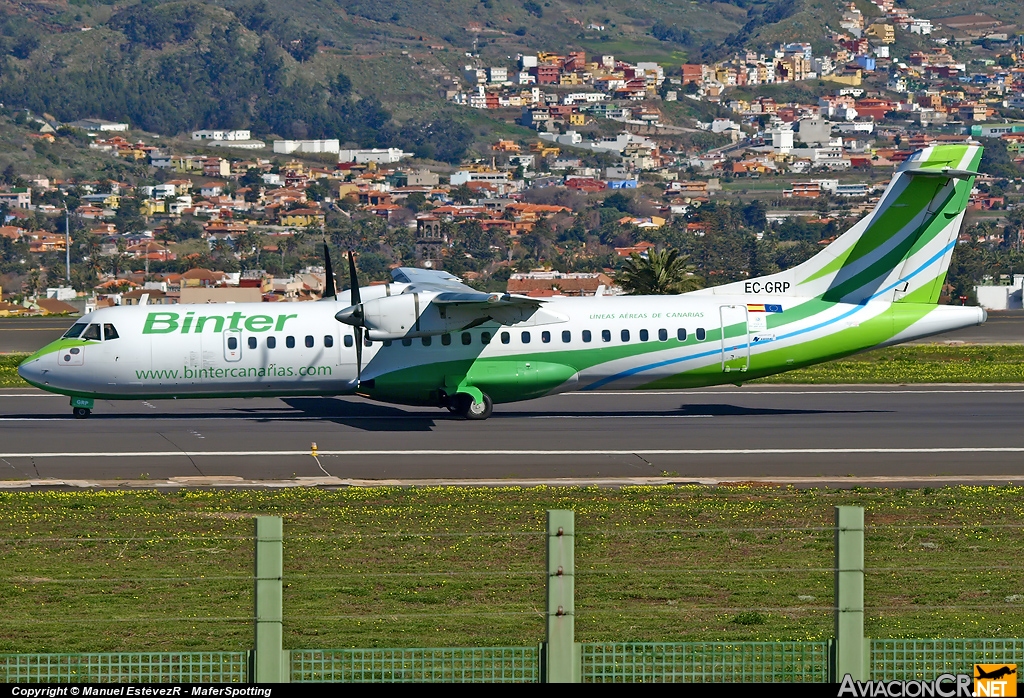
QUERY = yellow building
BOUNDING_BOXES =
[140,199,166,216]
[279,209,326,227]
[866,23,895,44]
[569,113,586,126]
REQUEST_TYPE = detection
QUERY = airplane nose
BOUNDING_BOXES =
[17,356,41,383]
[978,307,988,325]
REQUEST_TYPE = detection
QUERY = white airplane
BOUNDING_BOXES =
[19,144,987,420]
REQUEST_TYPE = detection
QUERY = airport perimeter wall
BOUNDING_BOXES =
[2,511,1022,683]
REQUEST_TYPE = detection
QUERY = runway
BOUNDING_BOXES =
[1,385,1023,487]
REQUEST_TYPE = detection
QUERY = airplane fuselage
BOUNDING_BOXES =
[18,293,986,408]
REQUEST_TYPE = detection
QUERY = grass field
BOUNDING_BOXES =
[3,346,1024,390]
[0,487,1021,653]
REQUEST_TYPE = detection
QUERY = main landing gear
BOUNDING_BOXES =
[442,390,493,420]
[73,407,91,419]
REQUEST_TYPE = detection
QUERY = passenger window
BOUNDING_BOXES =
[461,332,472,345]
[696,328,706,341]
[248,336,257,349]
[442,334,452,346]
[286,336,295,349]
[422,336,431,346]
[658,329,668,341]
[501,332,510,344]
[63,323,87,338]
[621,329,630,342]
[582,330,592,343]
[402,338,412,347]
[521,331,531,343]
[103,324,119,341]
[305,335,314,348]
[481,332,491,344]
[343,335,352,348]
[542,331,551,343]
[602,329,611,342]
[677,328,687,341]
[82,324,101,341]
[562,330,571,343]
[227,336,238,350]
[267,336,276,349]
[325,335,334,348]
[639,329,648,342]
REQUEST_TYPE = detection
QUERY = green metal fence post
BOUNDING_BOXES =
[254,516,288,683]
[545,510,579,683]
[832,506,867,683]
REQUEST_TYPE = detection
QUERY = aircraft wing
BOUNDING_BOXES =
[391,267,475,293]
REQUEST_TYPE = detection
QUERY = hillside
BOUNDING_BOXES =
[0,0,1021,162]
[0,0,811,146]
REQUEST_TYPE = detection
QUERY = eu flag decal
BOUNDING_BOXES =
[765,304,783,313]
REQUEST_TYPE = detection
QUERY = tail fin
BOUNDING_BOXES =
[698,143,982,304]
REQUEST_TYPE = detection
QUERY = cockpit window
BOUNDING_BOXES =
[103,324,119,341]
[63,323,88,339]
[81,324,101,341]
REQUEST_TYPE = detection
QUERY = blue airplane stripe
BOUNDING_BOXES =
[582,240,956,391]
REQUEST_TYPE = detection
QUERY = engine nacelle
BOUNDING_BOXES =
[355,293,467,340]
[337,291,550,340]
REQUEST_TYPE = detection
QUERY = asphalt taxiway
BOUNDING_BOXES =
[1,385,1022,487]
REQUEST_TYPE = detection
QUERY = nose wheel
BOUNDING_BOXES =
[72,407,91,419]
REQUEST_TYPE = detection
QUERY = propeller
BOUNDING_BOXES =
[323,240,336,299]
[346,251,363,384]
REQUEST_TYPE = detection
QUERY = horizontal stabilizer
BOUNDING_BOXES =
[903,167,978,179]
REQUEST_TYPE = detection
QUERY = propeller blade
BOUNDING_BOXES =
[354,327,363,385]
[323,242,336,299]
[347,250,363,384]
[347,251,361,306]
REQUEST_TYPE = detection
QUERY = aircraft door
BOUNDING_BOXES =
[719,305,750,373]
[223,329,242,362]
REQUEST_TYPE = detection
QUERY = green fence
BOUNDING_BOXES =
[0,652,249,683]
[4,511,1023,683]
[871,638,1024,681]
[292,647,539,683]
[580,641,829,683]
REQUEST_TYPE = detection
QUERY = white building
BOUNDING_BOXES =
[192,129,251,141]
[450,170,511,186]
[274,139,341,155]
[463,66,487,84]
[66,119,128,132]
[975,276,1023,310]
[488,67,508,83]
[46,287,76,301]
[770,124,794,153]
[562,92,607,105]
[337,148,411,164]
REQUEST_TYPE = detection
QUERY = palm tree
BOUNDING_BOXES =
[617,247,704,295]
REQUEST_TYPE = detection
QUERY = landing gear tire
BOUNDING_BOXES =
[455,392,493,420]
[73,407,91,419]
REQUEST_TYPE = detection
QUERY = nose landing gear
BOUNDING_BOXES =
[70,397,94,419]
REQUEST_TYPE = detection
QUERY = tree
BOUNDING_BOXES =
[618,248,704,295]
